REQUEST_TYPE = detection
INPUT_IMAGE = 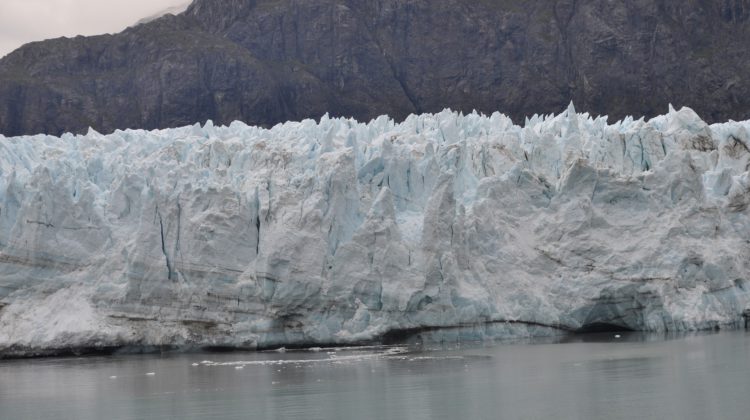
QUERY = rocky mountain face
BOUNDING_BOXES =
[1,0,750,136]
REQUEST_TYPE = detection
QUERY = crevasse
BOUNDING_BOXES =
[0,103,749,355]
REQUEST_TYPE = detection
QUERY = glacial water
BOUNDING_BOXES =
[1,331,749,420]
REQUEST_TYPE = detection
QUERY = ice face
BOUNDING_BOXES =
[0,105,749,355]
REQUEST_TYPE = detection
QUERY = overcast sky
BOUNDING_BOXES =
[0,0,191,58]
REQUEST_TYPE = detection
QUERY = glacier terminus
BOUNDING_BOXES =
[1,104,749,357]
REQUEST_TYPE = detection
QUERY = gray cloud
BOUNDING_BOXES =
[0,0,190,58]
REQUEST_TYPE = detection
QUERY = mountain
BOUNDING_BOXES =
[1,0,750,136]
[1,105,749,357]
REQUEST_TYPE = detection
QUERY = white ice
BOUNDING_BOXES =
[0,104,749,355]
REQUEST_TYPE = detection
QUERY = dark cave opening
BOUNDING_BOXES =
[575,322,636,334]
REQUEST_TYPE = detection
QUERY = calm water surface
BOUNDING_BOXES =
[2,331,750,419]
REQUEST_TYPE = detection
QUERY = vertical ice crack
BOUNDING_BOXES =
[173,201,182,281]
[591,179,598,201]
[254,189,262,256]
[157,209,174,281]
[638,136,649,171]
[406,163,412,193]
[255,214,261,256]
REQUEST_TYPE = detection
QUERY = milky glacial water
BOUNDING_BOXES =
[2,331,750,420]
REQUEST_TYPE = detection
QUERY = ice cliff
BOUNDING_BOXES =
[1,104,749,356]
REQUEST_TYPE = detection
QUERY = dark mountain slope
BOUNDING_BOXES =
[1,0,750,136]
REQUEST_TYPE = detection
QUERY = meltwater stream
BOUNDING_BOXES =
[2,331,750,420]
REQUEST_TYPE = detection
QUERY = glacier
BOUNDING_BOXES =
[1,103,749,356]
